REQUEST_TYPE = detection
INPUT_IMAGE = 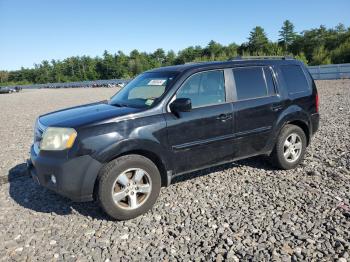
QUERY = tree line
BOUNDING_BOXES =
[1,20,349,86]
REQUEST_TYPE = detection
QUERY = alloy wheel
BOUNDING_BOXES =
[283,133,302,163]
[111,168,152,210]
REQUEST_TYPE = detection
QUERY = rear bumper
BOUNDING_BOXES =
[310,113,320,136]
[28,146,102,202]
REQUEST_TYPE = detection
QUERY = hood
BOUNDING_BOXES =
[39,101,142,128]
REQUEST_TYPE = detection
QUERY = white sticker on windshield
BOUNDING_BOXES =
[148,79,166,86]
[145,99,154,106]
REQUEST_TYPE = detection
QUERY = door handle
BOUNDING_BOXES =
[271,104,283,112]
[216,113,232,122]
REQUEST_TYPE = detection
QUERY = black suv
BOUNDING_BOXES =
[28,58,319,220]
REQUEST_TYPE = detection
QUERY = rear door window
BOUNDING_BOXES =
[280,65,309,94]
[233,67,268,100]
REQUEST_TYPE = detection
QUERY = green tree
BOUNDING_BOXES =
[299,25,330,62]
[2,23,350,87]
[152,48,166,66]
[176,46,203,64]
[311,45,331,65]
[0,71,9,83]
[279,20,297,51]
[295,52,308,64]
[224,43,238,59]
[164,50,176,66]
[335,23,346,34]
[265,42,284,56]
[204,40,223,60]
[331,38,350,64]
[247,26,269,54]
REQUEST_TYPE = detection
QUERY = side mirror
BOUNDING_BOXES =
[170,98,192,115]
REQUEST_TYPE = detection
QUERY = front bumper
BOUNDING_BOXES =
[28,146,102,202]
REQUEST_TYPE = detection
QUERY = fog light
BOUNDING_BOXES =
[51,175,57,184]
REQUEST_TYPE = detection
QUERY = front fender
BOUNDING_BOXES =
[75,113,170,167]
[93,138,171,170]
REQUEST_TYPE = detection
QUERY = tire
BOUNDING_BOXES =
[98,154,161,220]
[269,124,307,170]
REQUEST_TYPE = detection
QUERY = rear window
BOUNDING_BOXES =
[280,65,309,94]
[233,67,268,100]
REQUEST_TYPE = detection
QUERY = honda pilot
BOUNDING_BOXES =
[28,58,320,220]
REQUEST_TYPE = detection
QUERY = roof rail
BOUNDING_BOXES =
[184,62,200,65]
[229,55,294,61]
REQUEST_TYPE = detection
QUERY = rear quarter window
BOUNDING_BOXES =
[280,65,310,94]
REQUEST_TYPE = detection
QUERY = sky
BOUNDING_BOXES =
[0,0,349,70]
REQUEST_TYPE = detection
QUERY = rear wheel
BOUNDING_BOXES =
[269,124,307,170]
[98,155,161,220]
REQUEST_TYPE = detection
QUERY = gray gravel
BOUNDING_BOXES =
[0,80,349,261]
[0,87,119,180]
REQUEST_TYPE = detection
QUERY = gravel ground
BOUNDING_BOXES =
[0,88,119,179]
[0,80,349,261]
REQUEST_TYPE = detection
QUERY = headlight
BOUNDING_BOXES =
[40,127,77,151]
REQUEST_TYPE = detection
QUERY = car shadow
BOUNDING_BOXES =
[7,163,112,221]
[8,156,275,219]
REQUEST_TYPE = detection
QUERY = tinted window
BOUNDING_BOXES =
[280,65,309,94]
[233,67,268,100]
[263,67,276,95]
[177,70,225,108]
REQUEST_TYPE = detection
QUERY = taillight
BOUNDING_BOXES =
[315,93,319,113]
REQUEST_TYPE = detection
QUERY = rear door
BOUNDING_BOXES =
[165,69,234,173]
[232,66,283,157]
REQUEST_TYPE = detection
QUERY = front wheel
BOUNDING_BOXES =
[98,155,161,220]
[269,124,307,170]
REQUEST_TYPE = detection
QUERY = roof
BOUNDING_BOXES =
[147,58,302,74]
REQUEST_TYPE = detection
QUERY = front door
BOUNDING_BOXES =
[165,70,234,174]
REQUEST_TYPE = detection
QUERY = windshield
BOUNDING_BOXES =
[109,71,179,108]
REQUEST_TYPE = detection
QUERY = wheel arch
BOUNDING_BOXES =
[93,146,170,199]
[285,119,310,145]
[273,105,312,147]
[117,149,169,187]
